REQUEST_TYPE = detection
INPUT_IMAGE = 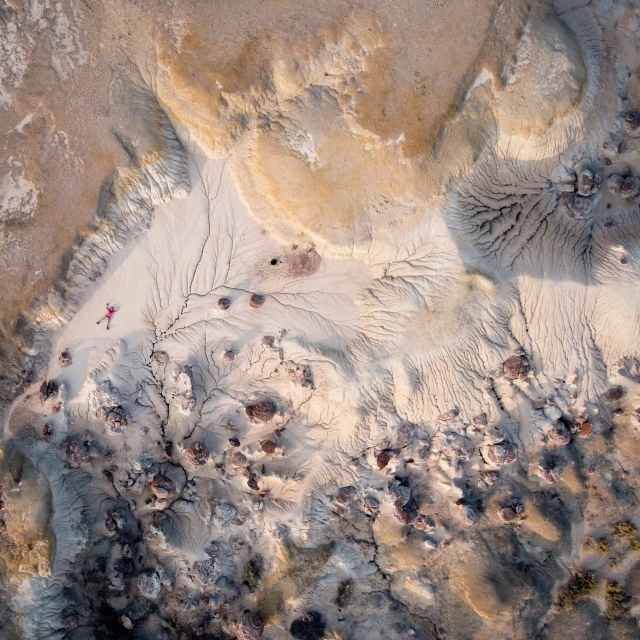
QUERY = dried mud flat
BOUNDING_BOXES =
[2,0,640,639]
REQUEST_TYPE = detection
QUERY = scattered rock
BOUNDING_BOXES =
[185,441,209,466]
[607,174,624,193]
[601,385,625,402]
[497,506,518,522]
[438,408,460,421]
[478,470,499,489]
[394,503,418,525]
[192,557,219,586]
[548,422,571,446]
[245,399,276,423]
[603,136,626,155]
[486,441,517,466]
[122,615,133,630]
[61,439,92,467]
[559,193,593,219]
[151,474,176,499]
[169,365,197,413]
[578,421,593,438]
[623,110,640,135]
[59,351,72,368]
[335,486,357,504]
[414,514,436,531]
[222,349,236,365]
[42,423,53,442]
[503,354,530,379]
[377,450,393,469]
[229,451,248,472]
[249,294,266,309]
[620,175,639,199]
[173,391,196,413]
[460,504,477,526]
[261,440,276,454]
[218,297,231,310]
[229,437,240,447]
[285,362,313,388]
[108,569,125,591]
[360,495,379,514]
[153,350,170,364]
[472,413,488,427]
[537,464,564,483]
[39,380,59,404]
[138,570,162,599]
[96,404,129,434]
[576,168,601,196]
[236,611,264,640]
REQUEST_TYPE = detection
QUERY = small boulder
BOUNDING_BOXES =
[460,504,477,526]
[335,486,357,505]
[620,175,639,199]
[608,174,625,193]
[96,405,129,434]
[376,450,393,470]
[261,440,277,454]
[245,399,276,423]
[61,439,92,467]
[222,349,236,365]
[153,350,170,364]
[229,451,248,472]
[39,380,59,404]
[503,354,530,379]
[42,423,53,442]
[248,293,266,309]
[59,351,72,368]
[559,193,593,219]
[548,421,571,446]
[603,136,626,155]
[478,470,499,489]
[576,168,601,197]
[602,385,625,402]
[578,421,594,438]
[185,441,209,466]
[497,506,518,522]
[623,111,640,135]
[138,570,162,599]
[236,611,264,640]
[151,474,176,499]
[218,297,231,310]
[487,441,517,466]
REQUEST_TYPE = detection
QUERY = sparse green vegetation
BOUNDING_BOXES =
[609,554,624,569]
[596,538,610,554]
[242,556,264,593]
[336,579,353,608]
[630,539,640,551]
[612,521,637,540]
[605,581,629,618]
[557,570,599,610]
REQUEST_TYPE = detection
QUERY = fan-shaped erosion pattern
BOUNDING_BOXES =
[2,1,640,639]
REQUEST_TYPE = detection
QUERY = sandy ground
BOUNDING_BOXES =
[2,0,640,639]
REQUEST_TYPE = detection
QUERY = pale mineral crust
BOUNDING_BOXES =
[2,1,640,639]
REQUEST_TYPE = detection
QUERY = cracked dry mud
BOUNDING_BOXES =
[2,0,640,638]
